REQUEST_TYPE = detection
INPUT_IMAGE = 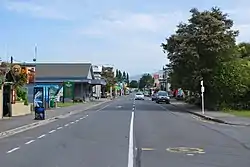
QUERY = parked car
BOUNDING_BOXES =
[135,92,145,100]
[155,91,170,104]
[144,91,150,97]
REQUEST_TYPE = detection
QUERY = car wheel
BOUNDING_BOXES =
[156,101,159,104]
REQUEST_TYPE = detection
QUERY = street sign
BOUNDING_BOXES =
[63,81,75,99]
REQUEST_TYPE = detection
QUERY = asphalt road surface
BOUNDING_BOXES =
[0,95,250,167]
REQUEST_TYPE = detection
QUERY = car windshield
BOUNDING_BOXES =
[136,92,143,95]
[157,91,168,96]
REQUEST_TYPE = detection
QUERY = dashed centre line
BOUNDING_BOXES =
[5,114,90,154]
[38,134,46,139]
[6,147,20,153]
[25,140,35,145]
[48,130,56,134]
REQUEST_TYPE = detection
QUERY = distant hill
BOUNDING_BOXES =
[130,74,142,81]
[130,70,162,81]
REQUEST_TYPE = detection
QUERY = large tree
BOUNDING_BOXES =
[161,7,244,109]
[101,67,115,91]
[138,73,154,89]
[129,80,138,88]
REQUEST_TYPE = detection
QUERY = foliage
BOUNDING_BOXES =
[16,87,28,101]
[115,69,129,84]
[129,80,138,88]
[101,67,115,91]
[237,42,250,59]
[126,73,130,84]
[0,62,28,88]
[13,73,27,89]
[161,7,250,110]
[24,99,29,105]
[138,73,154,89]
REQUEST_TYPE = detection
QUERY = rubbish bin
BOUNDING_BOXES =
[34,107,45,120]
[50,98,55,108]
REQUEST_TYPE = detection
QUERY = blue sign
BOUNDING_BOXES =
[34,87,44,108]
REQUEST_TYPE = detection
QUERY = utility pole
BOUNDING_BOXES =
[10,56,13,64]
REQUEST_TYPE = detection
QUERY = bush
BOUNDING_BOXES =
[24,99,28,105]
[16,87,27,101]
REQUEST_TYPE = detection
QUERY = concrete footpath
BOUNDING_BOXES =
[0,99,110,137]
[171,100,250,126]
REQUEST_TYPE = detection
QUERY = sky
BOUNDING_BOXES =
[0,0,250,76]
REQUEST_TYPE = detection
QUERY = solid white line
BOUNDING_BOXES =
[25,140,35,145]
[49,130,56,134]
[38,134,46,139]
[57,127,63,130]
[128,112,135,167]
[7,147,20,153]
[65,124,69,127]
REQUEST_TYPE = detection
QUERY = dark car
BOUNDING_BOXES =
[156,91,170,104]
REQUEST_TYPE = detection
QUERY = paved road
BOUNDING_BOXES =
[0,95,250,167]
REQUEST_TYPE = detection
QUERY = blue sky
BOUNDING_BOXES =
[0,0,250,75]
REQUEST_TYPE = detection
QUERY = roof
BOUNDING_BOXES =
[28,63,94,82]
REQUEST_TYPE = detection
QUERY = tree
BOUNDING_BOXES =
[129,80,138,88]
[237,42,250,59]
[101,67,115,92]
[122,71,126,81]
[161,7,240,109]
[126,73,129,84]
[138,73,154,89]
[118,70,122,82]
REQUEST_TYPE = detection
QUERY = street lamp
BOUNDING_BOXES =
[32,45,37,110]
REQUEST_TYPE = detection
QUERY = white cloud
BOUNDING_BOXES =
[80,11,186,37]
[3,0,77,20]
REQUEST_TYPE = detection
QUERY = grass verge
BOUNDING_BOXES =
[57,102,79,107]
[224,110,250,117]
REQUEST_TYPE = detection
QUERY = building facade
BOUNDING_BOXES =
[92,65,103,99]
[24,63,100,103]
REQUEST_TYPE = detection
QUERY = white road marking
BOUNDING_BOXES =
[187,154,194,156]
[96,104,110,112]
[65,124,69,127]
[128,111,135,167]
[49,130,56,134]
[132,108,135,111]
[38,134,46,139]
[75,120,79,122]
[7,147,20,153]
[25,140,35,145]
[57,127,63,130]
[80,117,83,120]
[70,121,75,124]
